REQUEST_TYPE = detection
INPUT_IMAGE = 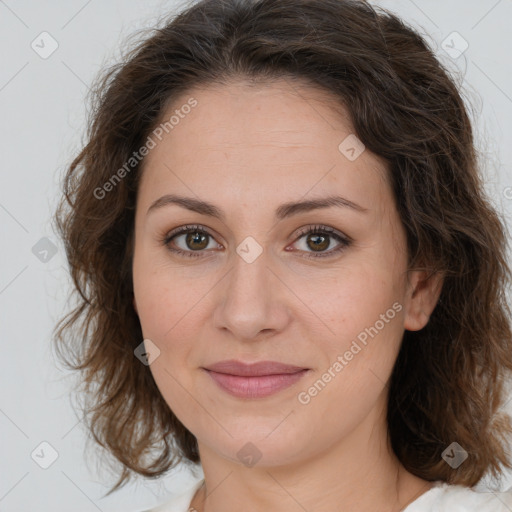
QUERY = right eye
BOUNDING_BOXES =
[161,224,223,258]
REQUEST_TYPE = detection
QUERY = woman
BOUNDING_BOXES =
[53,0,512,510]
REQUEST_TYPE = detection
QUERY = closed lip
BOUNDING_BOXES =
[203,359,308,376]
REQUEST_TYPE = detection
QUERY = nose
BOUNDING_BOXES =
[212,246,291,342]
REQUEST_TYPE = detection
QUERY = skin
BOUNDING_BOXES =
[132,78,443,512]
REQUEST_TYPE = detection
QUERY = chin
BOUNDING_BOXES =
[199,423,314,469]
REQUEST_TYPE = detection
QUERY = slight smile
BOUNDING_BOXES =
[202,360,311,399]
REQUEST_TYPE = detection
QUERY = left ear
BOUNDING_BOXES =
[403,269,444,331]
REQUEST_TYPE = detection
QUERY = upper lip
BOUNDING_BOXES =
[203,360,308,377]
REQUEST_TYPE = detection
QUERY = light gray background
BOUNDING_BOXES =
[1,0,512,510]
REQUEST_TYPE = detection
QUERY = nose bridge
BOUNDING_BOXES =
[213,237,289,339]
[227,239,271,308]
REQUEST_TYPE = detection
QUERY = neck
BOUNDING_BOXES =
[190,399,433,512]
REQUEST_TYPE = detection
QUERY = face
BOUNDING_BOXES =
[132,78,436,468]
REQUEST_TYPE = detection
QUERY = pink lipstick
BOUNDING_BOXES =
[202,360,309,399]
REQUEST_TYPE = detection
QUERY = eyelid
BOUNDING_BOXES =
[163,224,223,245]
[293,224,350,242]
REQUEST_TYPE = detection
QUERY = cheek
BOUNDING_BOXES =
[133,271,204,428]
[304,264,403,346]
[133,264,213,407]
[299,265,406,409]
[295,293,404,444]
[133,258,208,339]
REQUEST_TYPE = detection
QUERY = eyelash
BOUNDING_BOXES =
[160,224,352,260]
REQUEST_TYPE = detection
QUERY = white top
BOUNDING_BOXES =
[143,477,512,511]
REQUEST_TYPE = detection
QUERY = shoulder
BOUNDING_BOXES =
[405,481,512,512]
[139,478,512,512]
[140,477,204,512]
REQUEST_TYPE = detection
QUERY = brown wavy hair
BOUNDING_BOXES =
[53,0,512,495]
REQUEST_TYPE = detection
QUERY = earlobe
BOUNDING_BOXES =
[403,270,444,331]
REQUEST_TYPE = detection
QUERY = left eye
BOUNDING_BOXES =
[290,225,351,259]
[161,224,351,259]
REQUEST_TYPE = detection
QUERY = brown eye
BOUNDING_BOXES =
[161,224,351,260]
[306,233,330,252]
[292,225,352,259]
[162,225,221,258]
[184,231,209,251]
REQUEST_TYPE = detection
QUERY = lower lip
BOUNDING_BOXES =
[204,369,309,399]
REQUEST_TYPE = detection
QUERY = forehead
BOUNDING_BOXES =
[153,78,357,151]
[137,78,389,212]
